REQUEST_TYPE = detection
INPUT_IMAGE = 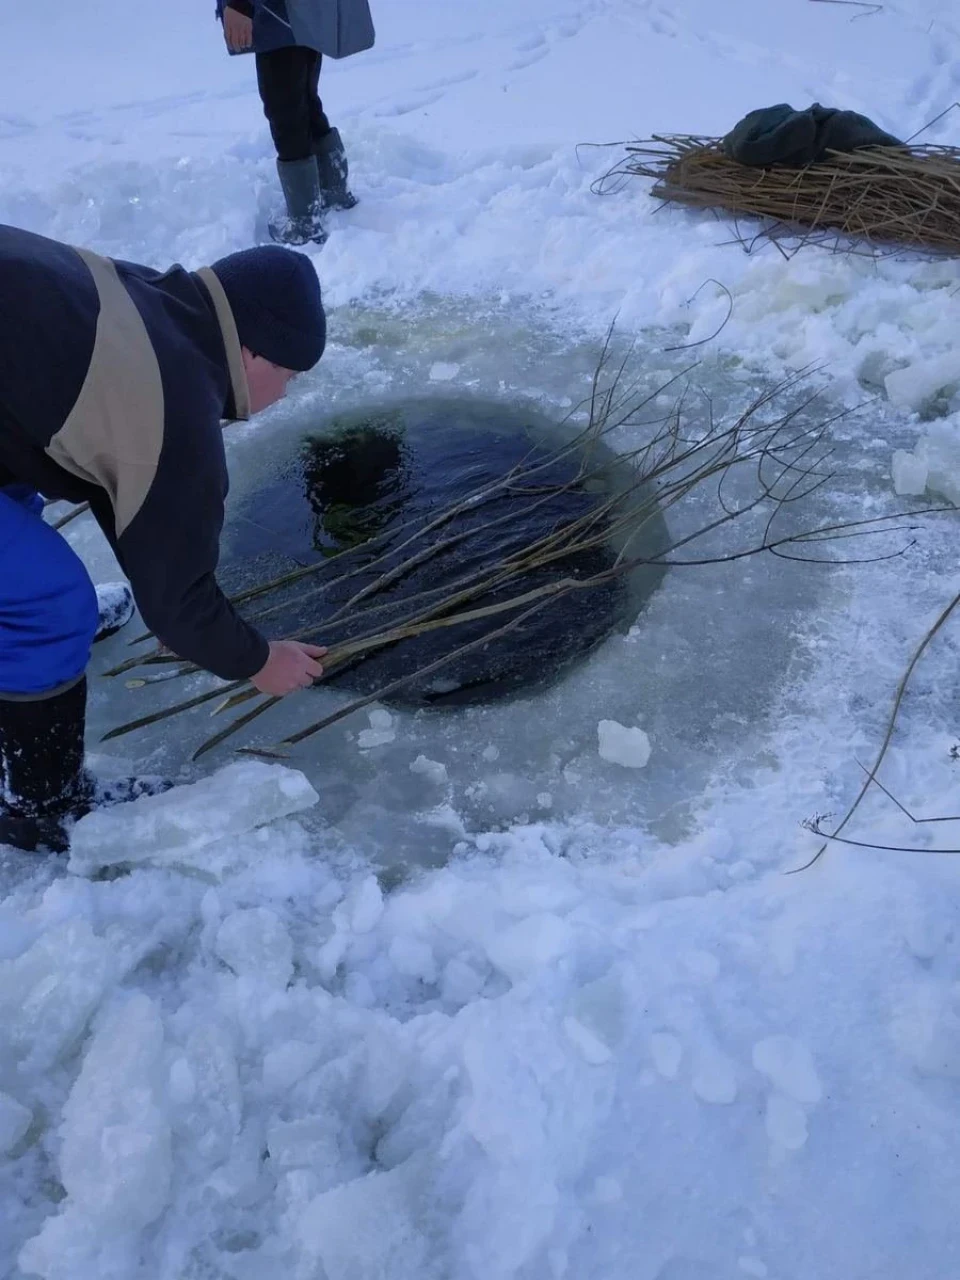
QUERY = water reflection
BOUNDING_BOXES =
[303,416,409,556]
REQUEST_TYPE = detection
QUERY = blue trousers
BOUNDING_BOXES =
[0,487,98,697]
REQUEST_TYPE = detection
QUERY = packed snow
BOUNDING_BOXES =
[4,1,960,1278]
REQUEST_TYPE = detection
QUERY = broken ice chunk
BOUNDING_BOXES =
[885,353,960,412]
[409,755,447,783]
[358,708,397,749]
[891,449,928,496]
[597,719,651,769]
[68,762,319,875]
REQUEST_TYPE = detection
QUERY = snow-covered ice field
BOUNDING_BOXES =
[4,1,960,1277]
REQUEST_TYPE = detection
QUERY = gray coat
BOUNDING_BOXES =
[218,0,375,59]
[285,0,374,58]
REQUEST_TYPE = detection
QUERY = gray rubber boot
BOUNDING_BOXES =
[269,158,327,247]
[314,128,358,211]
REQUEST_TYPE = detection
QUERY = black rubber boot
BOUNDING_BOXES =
[269,158,327,247]
[0,678,172,855]
[0,680,91,853]
[314,128,357,211]
[93,583,135,644]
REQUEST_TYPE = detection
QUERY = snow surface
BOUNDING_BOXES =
[4,1,960,1277]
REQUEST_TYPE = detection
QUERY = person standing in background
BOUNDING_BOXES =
[217,0,375,246]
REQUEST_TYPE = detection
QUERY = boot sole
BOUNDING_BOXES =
[268,224,328,247]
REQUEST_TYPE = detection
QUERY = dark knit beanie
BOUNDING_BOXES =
[210,245,326,372]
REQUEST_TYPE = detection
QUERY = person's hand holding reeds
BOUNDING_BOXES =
[252,640,327,695]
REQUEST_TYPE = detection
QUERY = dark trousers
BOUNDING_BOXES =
[256,46,332,163]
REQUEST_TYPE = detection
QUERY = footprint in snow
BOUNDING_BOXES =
[752,1035,822,1154]
[374,91,446,119]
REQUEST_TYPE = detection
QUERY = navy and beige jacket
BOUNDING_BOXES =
[0,223,270,682]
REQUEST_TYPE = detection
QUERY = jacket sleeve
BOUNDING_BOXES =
[111,395,270,683]
[219,0,255,20]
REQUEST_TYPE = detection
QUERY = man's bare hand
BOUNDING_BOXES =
[252,641,327,696]
[223,6,254,52]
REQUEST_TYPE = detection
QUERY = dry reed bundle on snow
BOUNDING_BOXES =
[595,135,960,256]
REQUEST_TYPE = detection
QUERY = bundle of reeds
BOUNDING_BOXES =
[97,341,922,760]
[595,135,960,256]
